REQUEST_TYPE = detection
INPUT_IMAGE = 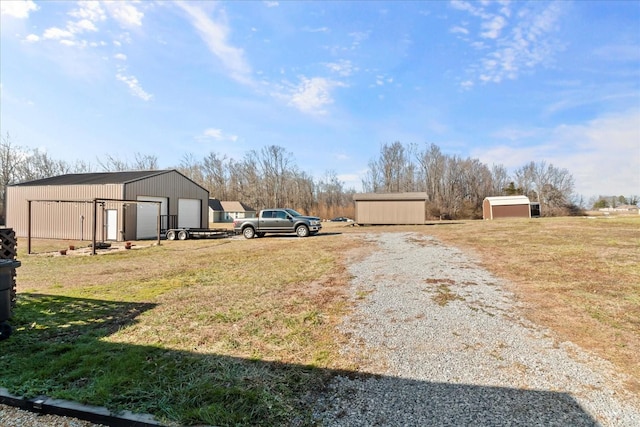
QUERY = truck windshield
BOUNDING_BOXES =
[285,209,303,217]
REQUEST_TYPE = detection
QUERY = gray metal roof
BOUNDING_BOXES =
[12,170,174,186]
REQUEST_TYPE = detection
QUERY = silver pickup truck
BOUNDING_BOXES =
[233,208,322,239]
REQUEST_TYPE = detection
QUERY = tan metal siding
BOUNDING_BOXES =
[6,184,124,239]
[356,200,425,224]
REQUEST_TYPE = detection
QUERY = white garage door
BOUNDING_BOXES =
[137,196,168,239]
[178,198,201,228]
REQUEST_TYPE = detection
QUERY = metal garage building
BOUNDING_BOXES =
[6,170,209,241]
[482,195,533,220]
[353,192,427,225]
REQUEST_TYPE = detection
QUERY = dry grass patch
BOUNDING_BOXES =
[424,216,640,392]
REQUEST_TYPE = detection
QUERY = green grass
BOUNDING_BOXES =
[2,236,359,425]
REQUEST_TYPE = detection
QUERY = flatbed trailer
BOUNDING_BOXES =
[165,228,234,240]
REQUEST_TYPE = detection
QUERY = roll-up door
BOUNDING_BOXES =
[178,198,201,228]
[137,196,168,239]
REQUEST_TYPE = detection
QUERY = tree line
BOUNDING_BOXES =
[4,132,628,222]
[362,141,580,218]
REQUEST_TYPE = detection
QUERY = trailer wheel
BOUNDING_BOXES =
[166,230,177,241]
[296,225,309,237]
[177,230,189,240]
[243,227,255,239]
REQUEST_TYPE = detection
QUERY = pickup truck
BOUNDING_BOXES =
[233,208,322,239]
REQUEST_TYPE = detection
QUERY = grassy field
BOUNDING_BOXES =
[2,216,639,425]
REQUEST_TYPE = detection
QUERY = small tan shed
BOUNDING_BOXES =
[482,195,532,220]
[353,192,427,225]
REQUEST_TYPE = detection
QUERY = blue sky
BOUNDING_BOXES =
[1,0,639,199]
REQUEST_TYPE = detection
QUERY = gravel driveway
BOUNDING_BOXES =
[3,232,639,426]
[313,232,640,426]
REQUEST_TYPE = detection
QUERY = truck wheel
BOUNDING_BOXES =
[166,230,176,241]
[243,227,256,239]
[177,230,189,240]
[296,225,309,237]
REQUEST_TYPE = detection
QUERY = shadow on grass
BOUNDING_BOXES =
[0,294,599,426]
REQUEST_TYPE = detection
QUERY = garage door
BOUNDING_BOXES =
[137,196,168,239]
[178,198,201,228]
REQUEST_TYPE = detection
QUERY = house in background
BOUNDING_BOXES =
[6,170,209,241]
[208,199,256,223]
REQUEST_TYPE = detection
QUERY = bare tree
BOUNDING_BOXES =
[97,152,157,171]
[514,161,575,215]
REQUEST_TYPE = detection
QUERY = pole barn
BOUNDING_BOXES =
[353,193,427,225]
[483,195,533,220]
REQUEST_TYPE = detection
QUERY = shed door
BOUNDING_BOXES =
[178,198,201,228]
[137,196,168,239]
[106,210,118,241]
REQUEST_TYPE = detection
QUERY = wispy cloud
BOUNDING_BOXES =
[175,2,253,86]
[116,68,153,101]
[452,1,564,86]
[198,128,239,142]
[325,59,356,77]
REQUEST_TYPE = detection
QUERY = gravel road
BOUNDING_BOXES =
[313,232,640,426]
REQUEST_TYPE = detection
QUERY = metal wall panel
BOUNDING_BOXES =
[5,184,123,240]
[124,171,209,239]
[490,205,531,219]
[355,200,426,225]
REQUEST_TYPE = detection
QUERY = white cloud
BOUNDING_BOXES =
[43,27,74,40]
[199,128,239,142]
[176,2,253,85]
[68,18,98,33]
[264,1,279,7]
[116,71,153,101]
[69,1,106,23]
[288,77,344,115]
[113,53,127,61]
[104,1,144,28]
[0,0,38,18]
[25,34,40,43]
[481,15,506,39]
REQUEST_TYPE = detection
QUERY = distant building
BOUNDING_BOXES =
[6,170,209,241]
[483,195,536,220]
[208,199,256,223]
[353,193,427,225]
[598,205,640,214]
